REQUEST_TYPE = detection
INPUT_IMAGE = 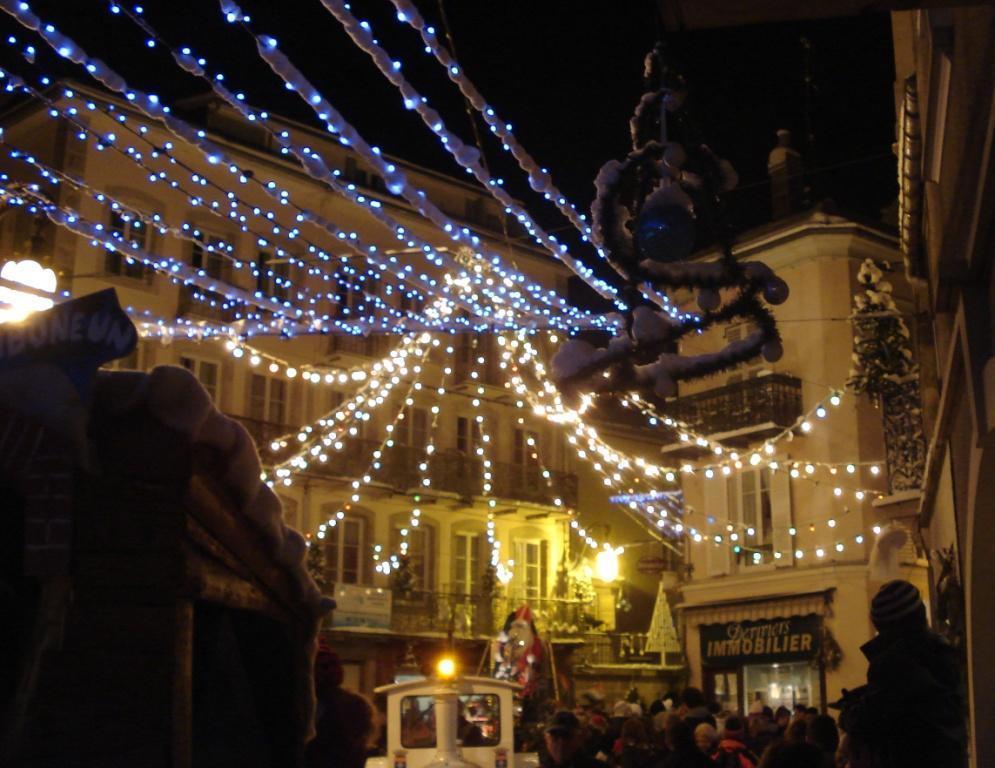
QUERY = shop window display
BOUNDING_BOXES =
[743,661,817,712]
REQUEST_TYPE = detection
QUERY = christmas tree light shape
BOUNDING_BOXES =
[552,44,789,400]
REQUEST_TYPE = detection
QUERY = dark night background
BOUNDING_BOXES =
[0,1,898,248]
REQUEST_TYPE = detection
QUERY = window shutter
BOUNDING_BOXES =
[704,478,731,577]
[514,540,526,595]
[423,526,435,591]
[770,469,793,566]
[540,540,549,598]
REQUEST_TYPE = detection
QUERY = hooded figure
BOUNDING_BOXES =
[837,580,966,768]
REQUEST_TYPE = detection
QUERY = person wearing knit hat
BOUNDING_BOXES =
[870,579,927,632]
[833,579,966,768]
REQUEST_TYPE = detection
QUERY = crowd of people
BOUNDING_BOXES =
[537,689,836,768]
[304,580,965,768]
[538,580,966,768]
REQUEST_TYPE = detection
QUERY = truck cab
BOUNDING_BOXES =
[365,672,540,768]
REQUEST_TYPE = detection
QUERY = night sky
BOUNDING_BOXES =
[1,1,898,242]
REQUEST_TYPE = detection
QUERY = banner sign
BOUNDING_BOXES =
[0,288,136,393]
[700,614,821,666]
[331,583,392,630]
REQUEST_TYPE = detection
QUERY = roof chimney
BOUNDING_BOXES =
[767,129,804,220]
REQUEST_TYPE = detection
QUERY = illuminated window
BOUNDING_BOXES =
[453,532,480,595]
[400,694,501,749]
[727,468,773,566]
[325,517,366,585]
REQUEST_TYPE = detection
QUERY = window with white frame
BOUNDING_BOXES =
[391,523,434,591]
[513,539,547,600]
[453,531,480,595]
[190,232,227,280]
[513,428,540,490]
[400,407,428,448]
[107,209,153,280]
[256,249,290,302]
[179,356,220,403]
[456,416,481,456]
[727,468,773,566]
[249,373,287,425]
[325,516,366,585]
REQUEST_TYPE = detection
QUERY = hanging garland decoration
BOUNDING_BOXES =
[552,44,789,400]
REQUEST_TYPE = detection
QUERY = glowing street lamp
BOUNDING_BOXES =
[595,547,622,583]
[0,259,56,324]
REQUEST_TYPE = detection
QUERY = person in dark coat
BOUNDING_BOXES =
[660,719,712,768]
[756,741,822,768]
[805,715,838,768]
[541,711,607,768]
[837,580,966,768]
[306,641,375,768]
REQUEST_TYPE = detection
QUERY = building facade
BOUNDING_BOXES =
[0,82,682,702]
[672,202,928,714]
[892,8,995,766]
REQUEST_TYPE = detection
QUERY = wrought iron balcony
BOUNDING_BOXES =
[349,589,596,639]
[571,632,662,667]
[234,415,296,448]
[177,284,239,323]
[669,373,803,440]
[229,424,578,509]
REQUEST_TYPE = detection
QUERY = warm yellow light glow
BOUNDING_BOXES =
[595,548,620,583]
[436,656,457,679]
[0,259,56,323]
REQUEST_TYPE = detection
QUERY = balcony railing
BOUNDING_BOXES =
[177,284,238,323]
[310,439,577,508]
[234,415,297,448]
[361,590,595,639]
[669,373,803,438]
[228,425,578,508]
[571,633,664,667]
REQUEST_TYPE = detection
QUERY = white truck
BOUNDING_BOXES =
[364,668,541,768]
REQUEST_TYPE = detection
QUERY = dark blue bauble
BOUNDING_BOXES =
[634,204,696,263]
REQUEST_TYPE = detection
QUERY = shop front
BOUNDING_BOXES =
[700,614,824,713]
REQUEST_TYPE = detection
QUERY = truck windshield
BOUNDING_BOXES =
[400,694,501,748]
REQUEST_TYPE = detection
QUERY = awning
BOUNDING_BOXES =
[678,589,834,628]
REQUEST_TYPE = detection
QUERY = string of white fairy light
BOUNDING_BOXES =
[0,7,596,336]
[0,184,327,329]
[0,1,896,568]
[288,337,433,517]
[380,0,681,315]
[377,340,454,575]
[511,332,898,559]
[0,52,444,332]
[498,340,628,555]
[280,0,624,308]
[112,3,601,330]
[384,0,595,247]
[264,333,425,462]
[0,130,447,334]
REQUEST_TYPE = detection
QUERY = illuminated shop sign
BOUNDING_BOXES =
[700,614,821,666]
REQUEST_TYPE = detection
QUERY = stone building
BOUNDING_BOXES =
[0,81,682,703]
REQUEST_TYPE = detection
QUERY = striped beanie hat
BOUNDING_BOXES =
[871,579,924,629]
